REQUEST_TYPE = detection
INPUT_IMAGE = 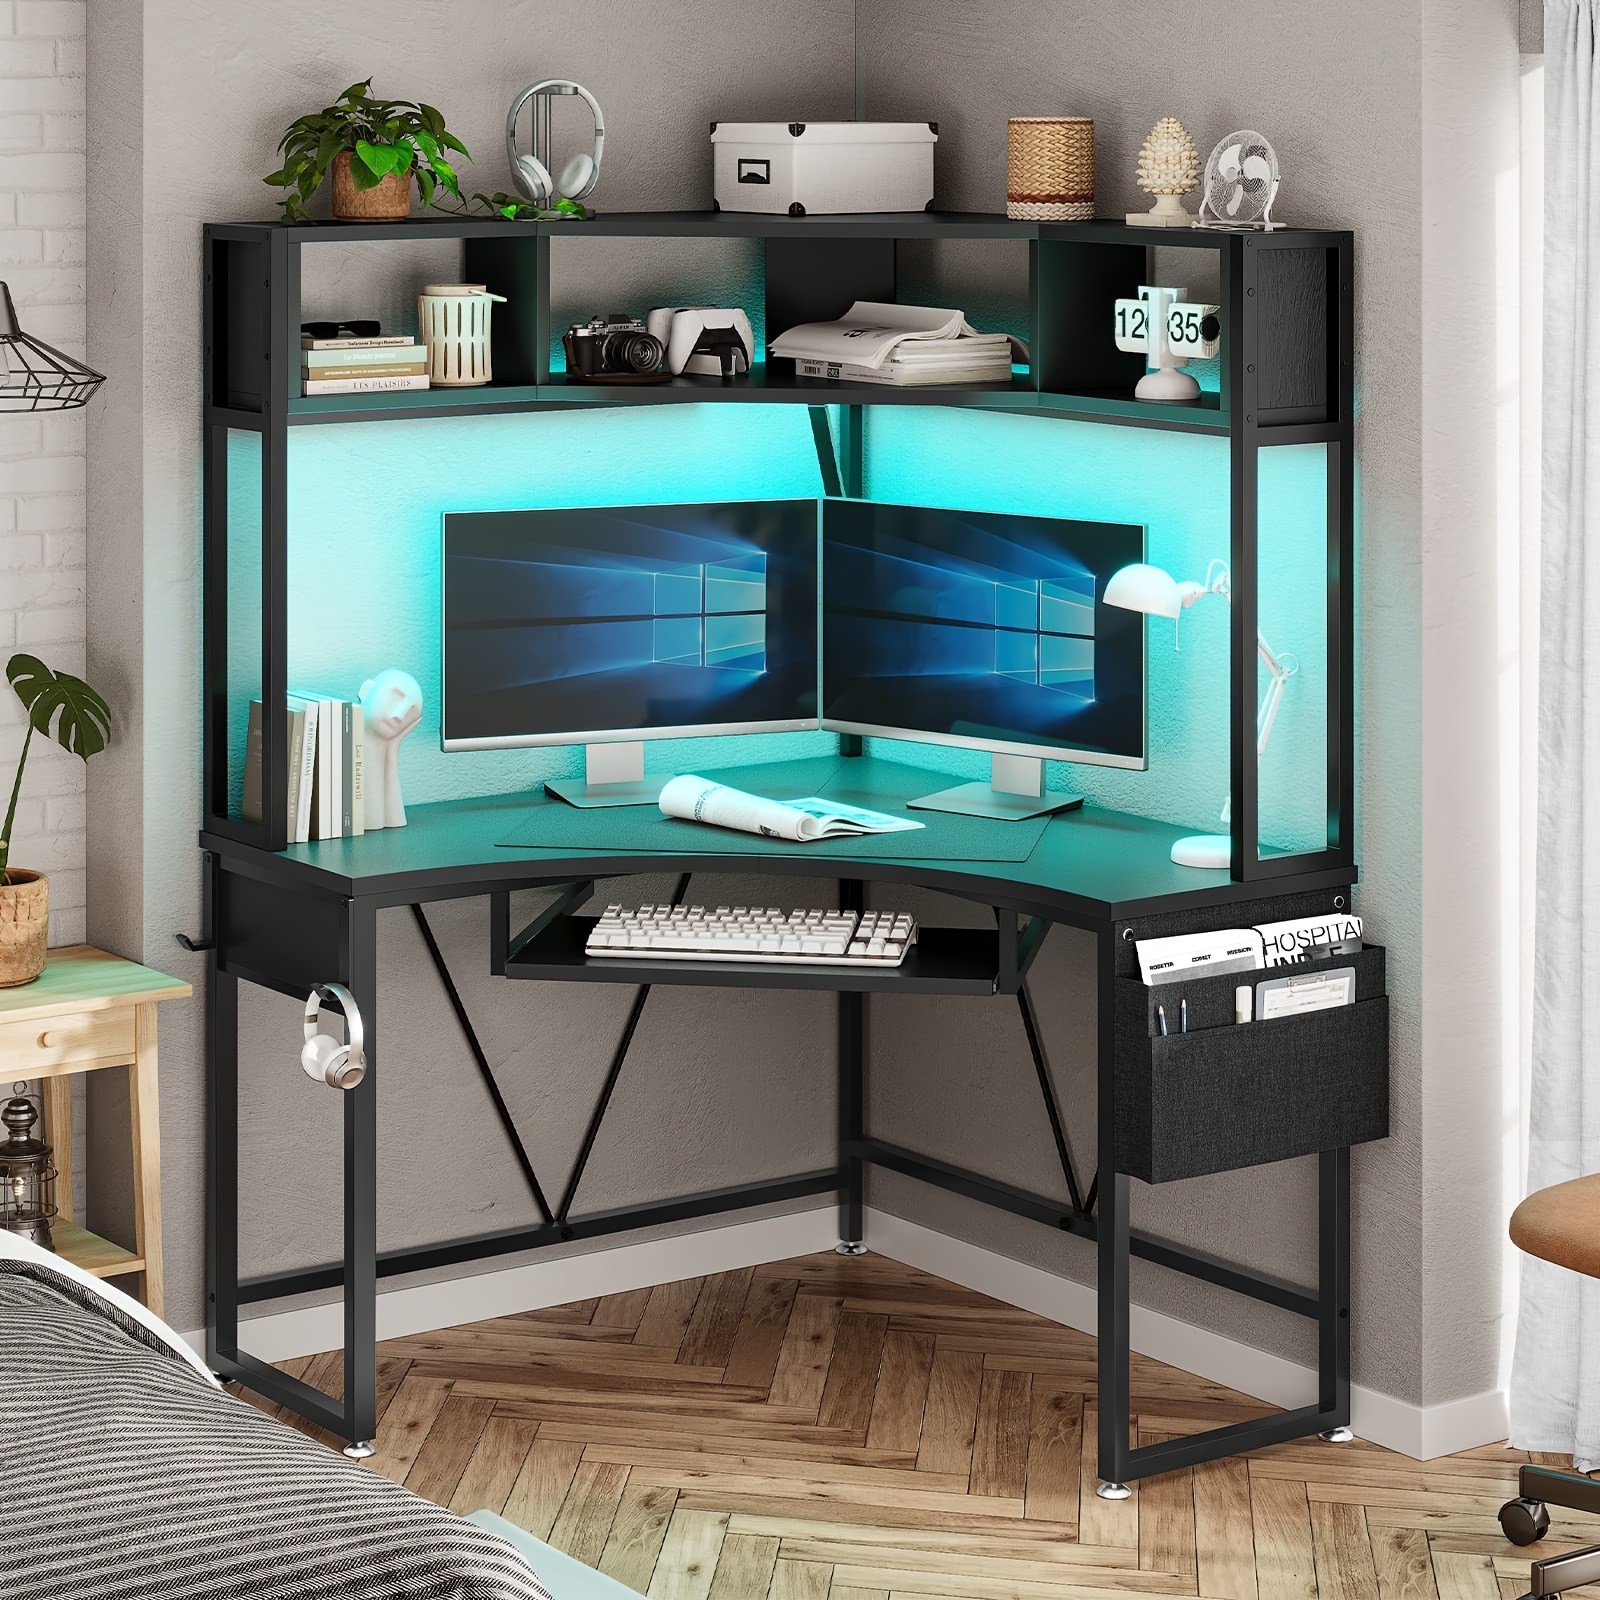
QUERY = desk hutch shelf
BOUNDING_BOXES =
[203,209,1353,881]
[198,209,1372,1490]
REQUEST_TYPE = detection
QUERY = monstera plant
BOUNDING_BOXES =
[0,654,111,987]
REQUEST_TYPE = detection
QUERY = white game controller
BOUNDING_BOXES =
[646,306,755,379]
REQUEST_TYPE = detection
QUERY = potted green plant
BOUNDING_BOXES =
[264,79,470,222]
[0,655,111,986]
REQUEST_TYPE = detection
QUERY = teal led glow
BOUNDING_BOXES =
[242,401,1333,846]
[1256,442,1330,855]
[225,428,264,820]
[864,409,1330,848]
[281,405,836,808]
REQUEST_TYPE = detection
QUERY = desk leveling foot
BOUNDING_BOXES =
[1096,1481,1132,1500]
[836,1241,868,1256]
[343,1440,377,1460]
[1318,1426,1354,1442]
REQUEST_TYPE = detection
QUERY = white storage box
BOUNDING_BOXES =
[711,121,936,216]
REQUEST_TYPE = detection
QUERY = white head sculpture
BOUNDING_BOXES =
[358,669,423,829]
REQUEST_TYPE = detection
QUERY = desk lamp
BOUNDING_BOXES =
[1104,558,1298,869]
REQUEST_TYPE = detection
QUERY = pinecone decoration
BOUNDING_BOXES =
[1129,117,1200,227]
[1137,118,1200,196]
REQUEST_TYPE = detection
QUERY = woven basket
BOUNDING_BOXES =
[0,870,48,988]
[331,151,413,221]
[1007,117,1094,220]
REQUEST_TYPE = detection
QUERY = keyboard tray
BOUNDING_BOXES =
[503,914,1018,995]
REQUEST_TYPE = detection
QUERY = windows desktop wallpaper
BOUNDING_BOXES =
[443,500,819,745]
[821,499,1146,765]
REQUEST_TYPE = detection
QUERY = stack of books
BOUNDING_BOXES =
[241,694,366,842]
[771,301,1022,387]
[792,334,1016,386]
[301,332,429,396]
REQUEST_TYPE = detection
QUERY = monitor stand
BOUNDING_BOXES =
[907,754,1083,822]
[545,742,663,809]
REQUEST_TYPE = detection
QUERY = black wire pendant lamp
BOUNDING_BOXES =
[0,280,105,411]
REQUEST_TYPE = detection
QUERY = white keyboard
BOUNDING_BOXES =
[585,904,919,967]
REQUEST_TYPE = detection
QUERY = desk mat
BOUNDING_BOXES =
[497,798,1052,864]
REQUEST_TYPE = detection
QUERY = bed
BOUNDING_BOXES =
[0,1232,560,1600]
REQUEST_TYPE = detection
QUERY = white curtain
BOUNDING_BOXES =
[1512,0,1600,1469]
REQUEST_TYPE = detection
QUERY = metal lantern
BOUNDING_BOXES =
[0,281,106,412]
[0,1083,57,1249]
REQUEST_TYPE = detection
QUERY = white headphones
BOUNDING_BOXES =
[506,79,605,208]
[302,983,367,1090]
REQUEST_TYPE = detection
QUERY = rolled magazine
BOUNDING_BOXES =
[659,775,924,842]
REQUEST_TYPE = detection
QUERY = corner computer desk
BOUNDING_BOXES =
[200,752,1389,1490]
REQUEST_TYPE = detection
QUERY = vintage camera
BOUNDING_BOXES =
[563,314,665,379]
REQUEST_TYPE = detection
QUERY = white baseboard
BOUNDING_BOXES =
[863,1209,1509,1462]
[179,1207,838,1366]
[184,1201,1506,1461]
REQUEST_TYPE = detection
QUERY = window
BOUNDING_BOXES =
[994,575,1095,696]
[651,553,767,671]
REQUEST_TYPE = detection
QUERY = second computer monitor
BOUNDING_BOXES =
[821,498,1146,770]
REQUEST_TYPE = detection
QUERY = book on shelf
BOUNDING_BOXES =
[335,701,362,837]
[793,352,1014,386]
[288,696,315,842]
[290,692,370,840]
[300,333,417,350]
[308,694,334,840]
[241,701,263,823]
[303,347,428,376]
[302,362,430,382]
[350,707,365,838]
[769,301,1026,371]
[301,373,430,396]
[241,697,313,841]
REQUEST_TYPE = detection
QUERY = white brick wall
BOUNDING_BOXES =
[0,0,86,944]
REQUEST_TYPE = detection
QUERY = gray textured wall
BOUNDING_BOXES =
[84,0,856,1332]
[81,0,1519,1418]
[856,0,1520,1410]
[855,0,1422,1393]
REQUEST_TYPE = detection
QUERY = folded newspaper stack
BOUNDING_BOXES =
[769,301,1023,386]
[659,775,925,843]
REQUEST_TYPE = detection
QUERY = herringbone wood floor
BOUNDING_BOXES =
[249,1252,1596,1599]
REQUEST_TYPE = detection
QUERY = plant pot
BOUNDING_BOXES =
[0,870,48,987]
[330,150,413,221]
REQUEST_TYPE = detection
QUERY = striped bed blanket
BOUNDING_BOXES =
[0,1256,554,1600]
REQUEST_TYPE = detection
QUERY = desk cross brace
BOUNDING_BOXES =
[209,877,1352,1487]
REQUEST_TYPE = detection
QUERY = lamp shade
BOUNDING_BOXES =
[1104,562,1182,619]
[0,281,106,412]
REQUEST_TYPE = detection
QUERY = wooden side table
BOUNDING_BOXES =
[0,945,190,1315]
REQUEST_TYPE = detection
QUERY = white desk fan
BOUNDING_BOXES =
[1195,131,1281,230]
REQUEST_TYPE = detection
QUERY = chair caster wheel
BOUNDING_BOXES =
[1499,1496,1550,1546]
[835,1241,868,1256]
[1319,1426,1354,1442]
[343,1439,378,1460]
[1096,1481,1132,1500]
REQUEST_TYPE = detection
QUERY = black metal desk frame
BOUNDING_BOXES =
[202,795,1359,1489]
[199,210,1360,1487]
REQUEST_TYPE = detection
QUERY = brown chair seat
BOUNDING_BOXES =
[1511,1175,1600,1279]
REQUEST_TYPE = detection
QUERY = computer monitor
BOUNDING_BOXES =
[821,498,1146,819]
[443,500,819,806]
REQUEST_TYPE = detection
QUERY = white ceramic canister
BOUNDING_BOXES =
[417,283,508,387]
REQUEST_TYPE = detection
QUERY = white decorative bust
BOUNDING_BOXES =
[359,669,423,829]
